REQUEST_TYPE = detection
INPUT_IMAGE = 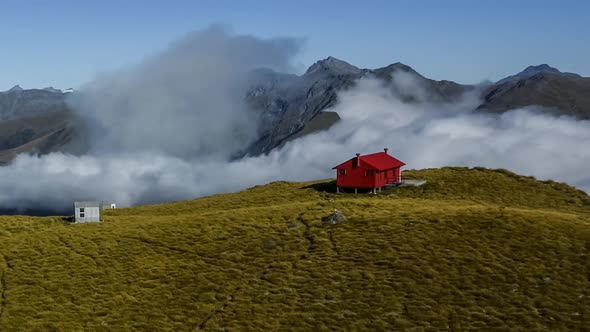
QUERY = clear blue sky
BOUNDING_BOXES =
[1,0,588,90]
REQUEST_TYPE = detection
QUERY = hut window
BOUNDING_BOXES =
[80,208,85,213]
[339,169,347,176]
[80,213,85,218]
[365,170,374,177]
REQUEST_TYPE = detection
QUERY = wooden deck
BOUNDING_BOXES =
[384,178,427,187]
[400,179,427,187]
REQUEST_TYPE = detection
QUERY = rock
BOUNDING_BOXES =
[322,209,346,224]
[287,223,298,230]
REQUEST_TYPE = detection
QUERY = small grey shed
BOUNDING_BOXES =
[74,201,100,223]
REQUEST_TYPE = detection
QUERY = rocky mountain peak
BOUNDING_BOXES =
[497,64,581,84]
[373,62,417,75]
[7,85,23,92]
[304,56,361,76]
[521,64,561,75]
[388,62,413,70]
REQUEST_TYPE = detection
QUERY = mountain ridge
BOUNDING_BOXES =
[2,59,590,161]
[478,70,590,117]
[497,64,582,84]
[242,57,469,157]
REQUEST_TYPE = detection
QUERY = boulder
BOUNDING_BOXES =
[322,209,346,224]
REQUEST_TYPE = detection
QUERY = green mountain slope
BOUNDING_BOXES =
[1,167,589,331]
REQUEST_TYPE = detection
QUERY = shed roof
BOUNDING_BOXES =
[74,201,100,208]
[332,152,405,171]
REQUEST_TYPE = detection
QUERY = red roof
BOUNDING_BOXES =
[332,151,405,171]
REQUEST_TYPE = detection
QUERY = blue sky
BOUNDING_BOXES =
[1,0,588,90]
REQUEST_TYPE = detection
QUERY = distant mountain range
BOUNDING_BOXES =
[1,60,589,163]
[0,86,84,164]
[242,60,589,156]
[242,58,467,157]
[477,65,590,118]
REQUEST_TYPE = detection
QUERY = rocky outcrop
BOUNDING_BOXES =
[322,209,346,224]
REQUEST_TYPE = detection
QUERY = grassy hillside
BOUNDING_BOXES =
[1,167,589,331]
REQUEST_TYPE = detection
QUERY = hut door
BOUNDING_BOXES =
[386,169,394,183]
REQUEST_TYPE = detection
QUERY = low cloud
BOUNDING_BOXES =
[69,24,301,160]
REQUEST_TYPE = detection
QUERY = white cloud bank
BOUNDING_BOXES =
[0,27,588,213]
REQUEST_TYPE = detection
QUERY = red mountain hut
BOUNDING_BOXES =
[332,148,406,193]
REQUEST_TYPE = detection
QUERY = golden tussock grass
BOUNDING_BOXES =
[0,167,589,331]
